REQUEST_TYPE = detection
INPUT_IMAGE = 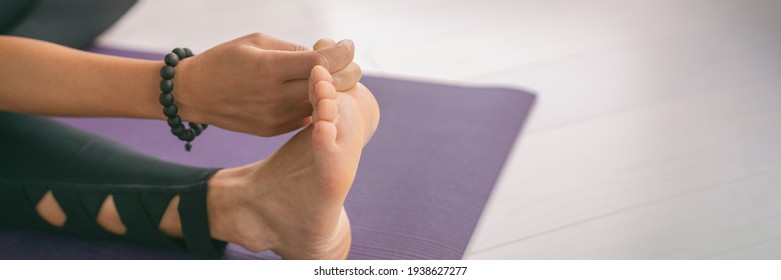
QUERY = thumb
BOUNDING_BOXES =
[314,39,355,73]
[313,38,337,50]
[242,32,309,51]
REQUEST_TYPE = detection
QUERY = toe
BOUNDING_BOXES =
[310,66,335,122]
[309,66,334,105]
[313,120,337,150]
[317,99,338,122]
[315,81,337,100]
[315,81,338,123]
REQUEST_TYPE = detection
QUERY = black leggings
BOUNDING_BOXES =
[0,111,226,257]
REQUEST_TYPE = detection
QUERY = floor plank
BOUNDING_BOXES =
[465,77,781,258]
[468,170,781,259]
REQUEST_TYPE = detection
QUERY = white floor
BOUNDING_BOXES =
[97,0,781,259]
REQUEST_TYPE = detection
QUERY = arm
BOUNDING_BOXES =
[0,33,362,136]
[0,36,163,119]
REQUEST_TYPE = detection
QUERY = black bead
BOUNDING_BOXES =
[160,79,174,93]
[164,53,179,67]
[171,124,186,136]
[159,93,174,106]
[201,124,208,129]
[177,132,189,141]
[163,104,178,117]
[161,47,201,145]
[172,48,186,59]
[189,123,203,135]
[160,66,175,79]
[167,115,182,127]
[178,129,195,141]
[185,142,192,151]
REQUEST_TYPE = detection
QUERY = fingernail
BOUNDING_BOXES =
[340,39,354,49]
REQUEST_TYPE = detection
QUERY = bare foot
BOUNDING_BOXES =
[207,65,379,259]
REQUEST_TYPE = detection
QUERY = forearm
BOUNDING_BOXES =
[0,36,163,119]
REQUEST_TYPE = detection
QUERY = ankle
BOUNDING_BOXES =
[206,167,275,251]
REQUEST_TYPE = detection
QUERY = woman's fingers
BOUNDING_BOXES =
[332,62,362,92]
[241,32,310,51]
[313,38,337,50]
[281,64,361,101]
[281,80,309,101]
[273,116,313,135]
[313,38,362,91]
[310,39,354,73]
[271,39,355,80]
[277,97,314,121]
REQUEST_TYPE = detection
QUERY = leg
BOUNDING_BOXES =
[0,66,379,259]
[0,111,225,256]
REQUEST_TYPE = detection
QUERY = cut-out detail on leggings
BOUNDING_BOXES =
[113,192,178,247]
[51,189,106,235]
[1,111,227,256]
[35,190,66,227]
[140,193,176,227]
[159,195,183,238]
[96,194,127,235]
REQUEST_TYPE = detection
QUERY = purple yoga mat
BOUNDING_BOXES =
[0,47,535,259]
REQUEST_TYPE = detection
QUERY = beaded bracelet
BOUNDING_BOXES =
[159,47,207,152]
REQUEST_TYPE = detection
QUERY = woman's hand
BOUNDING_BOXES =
[174,33,362,136]
[0,34,361,136]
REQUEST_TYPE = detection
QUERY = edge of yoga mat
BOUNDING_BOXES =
[0,46,536,260]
